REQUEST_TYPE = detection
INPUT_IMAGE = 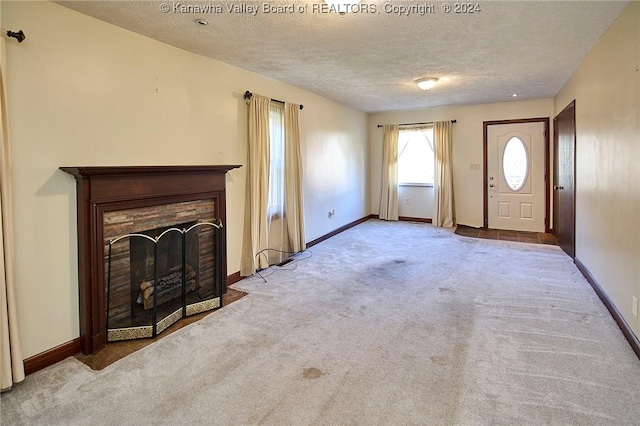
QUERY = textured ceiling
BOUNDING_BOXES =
[56,1,628,112]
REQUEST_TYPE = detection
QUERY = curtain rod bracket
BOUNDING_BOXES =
[244,90,303,110]
[6,30,25,43]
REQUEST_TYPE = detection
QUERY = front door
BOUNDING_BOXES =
[553,101,576,257]
[485,120,548,232]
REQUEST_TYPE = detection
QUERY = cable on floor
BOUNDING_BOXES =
[254,248,313,283]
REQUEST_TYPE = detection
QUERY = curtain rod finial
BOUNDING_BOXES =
[6,30,25,43]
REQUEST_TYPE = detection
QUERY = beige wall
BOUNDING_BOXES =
[555,2,640,337]
[1,1,368,358]
[369,99,554,226]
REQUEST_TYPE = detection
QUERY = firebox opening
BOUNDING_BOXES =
[105,216,221,342]
[126,221,199,328]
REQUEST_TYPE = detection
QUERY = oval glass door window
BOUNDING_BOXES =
[503,137,528,191]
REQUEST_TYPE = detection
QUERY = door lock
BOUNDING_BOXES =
[554,185,564,190]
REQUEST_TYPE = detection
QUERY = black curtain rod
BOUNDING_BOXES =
[376,120,456,128]
[244,91,303,110]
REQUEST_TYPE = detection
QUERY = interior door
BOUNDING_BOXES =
[486,121,547,232]
[553,101,576,257]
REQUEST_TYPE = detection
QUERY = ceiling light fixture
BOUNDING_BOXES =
[195,19,209,26]
[416,77,439,91]
[512,94,518,97]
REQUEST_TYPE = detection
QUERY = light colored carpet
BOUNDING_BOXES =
[2,220,639,425]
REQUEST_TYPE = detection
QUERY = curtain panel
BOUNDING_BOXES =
[240,95,271,276]
[379,124,399,221]
[284,103,306,253]
[241,96,307,276]
[433,121,455,227]
[1,37,25,391]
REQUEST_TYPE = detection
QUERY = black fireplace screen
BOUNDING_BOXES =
[105,219,223,342]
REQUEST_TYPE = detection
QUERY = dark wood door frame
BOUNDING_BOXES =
[482,117,551,232]
[553,101,576,257]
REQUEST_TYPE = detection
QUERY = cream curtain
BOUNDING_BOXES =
[379,124,399,220]
[284,103,306,253]
[240,94,271,276]
[1,37,25,391]
[433,121,455,227]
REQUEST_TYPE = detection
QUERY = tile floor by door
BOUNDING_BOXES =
[454,224,558,245]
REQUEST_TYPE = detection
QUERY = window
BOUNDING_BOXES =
[268,102,285,216]
[503,136,528,191]
[398,127,434,185]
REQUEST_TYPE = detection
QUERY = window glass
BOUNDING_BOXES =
[398,127,434,185]
[503,136,528,191]
[268,102,285,215]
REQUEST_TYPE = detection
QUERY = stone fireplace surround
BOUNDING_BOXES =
[61,165,241,354]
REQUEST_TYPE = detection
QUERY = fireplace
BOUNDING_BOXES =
[61,165,241,354]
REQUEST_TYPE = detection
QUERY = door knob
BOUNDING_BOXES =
[489,184,495,188]
[554,185,564,190]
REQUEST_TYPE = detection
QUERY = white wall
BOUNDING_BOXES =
[369,99,554,226]
[398,185,434,219]
[1,1,368,358]
[555,2,639,337]
[303,102,368,238]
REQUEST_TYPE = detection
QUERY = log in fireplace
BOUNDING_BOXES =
[61,165,241,354]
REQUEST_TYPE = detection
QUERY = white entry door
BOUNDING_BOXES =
[487,121,546,232]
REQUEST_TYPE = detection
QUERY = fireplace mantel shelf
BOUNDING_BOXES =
[61,165,242,204]
[61,164,241,354]
[61,165,241,177]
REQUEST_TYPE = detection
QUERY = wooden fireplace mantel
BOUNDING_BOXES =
[61,165,241,354]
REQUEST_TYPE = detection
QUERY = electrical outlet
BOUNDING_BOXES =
[633,296,638,318]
